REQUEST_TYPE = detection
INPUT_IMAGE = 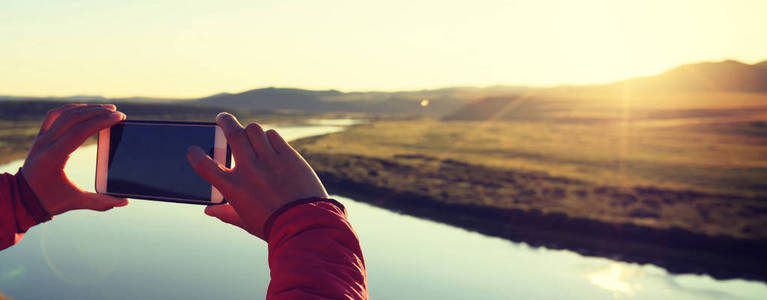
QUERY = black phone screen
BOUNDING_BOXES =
[107,122,224,202]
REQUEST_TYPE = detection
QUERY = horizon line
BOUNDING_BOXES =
[1,57,765,100]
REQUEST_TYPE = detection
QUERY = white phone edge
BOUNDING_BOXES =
[95,128,110,194]
[94,123,228,204]
[211,125,226,204]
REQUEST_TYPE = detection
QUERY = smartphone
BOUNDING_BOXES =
[95,120,231,205]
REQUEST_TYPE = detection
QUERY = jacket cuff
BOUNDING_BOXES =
[263,197,345,241]
[16,168,52,225]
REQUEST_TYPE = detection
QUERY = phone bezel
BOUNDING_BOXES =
[95,120,230,205]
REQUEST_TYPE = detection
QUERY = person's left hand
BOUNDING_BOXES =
[21,104,130,216]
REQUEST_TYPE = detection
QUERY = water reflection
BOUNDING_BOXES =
[0,121,765,299]
[587,264,640,296]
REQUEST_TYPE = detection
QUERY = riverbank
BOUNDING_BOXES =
[292,120,767,281]
[298,151,767,281]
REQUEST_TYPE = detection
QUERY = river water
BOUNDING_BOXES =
[1,120,766,300]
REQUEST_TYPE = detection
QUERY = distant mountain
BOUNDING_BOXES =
[0,95,106,102]
[195,86,526,116]
[198,87,344,111]
[445,59,767,121]
[3,58,765,117]
[607,59,767,93]
[196,59,767,116]
[755,60,767,70]
[0,95,183,103]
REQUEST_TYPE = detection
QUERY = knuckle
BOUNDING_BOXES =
[214,176,233,191]
[246,123,264,133]
[57,109,77,121]
[35,132,52,144]
[224,130,237,140]
[36,131,48,140]
[46,104,73,116]
[225,128,244,140]
[68,122,90,136]
[45,108,58,117]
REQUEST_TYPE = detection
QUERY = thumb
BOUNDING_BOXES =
[188,146,230,191]
[205,204,244,226]
[80,192,130,211]
[205,204,262,238]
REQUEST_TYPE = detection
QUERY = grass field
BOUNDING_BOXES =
[301,119,767,197]
[0,121,40,166]
[295,93,767,240]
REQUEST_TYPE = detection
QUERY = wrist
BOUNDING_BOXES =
[16,168,54,222]
[262,197,344,241]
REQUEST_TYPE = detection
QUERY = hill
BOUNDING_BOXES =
[198,87,343,111]
[445,59,767,121]
[0,95,185,103]
[195,86,505,116]
[754,60,767,70]
[611,59,767,93]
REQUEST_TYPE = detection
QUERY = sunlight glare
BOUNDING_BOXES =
[587,263,641,296]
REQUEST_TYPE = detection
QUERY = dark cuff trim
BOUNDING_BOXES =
[16,168,53,224]
[263,197,345,241]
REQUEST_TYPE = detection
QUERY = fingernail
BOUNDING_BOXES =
[187,146,203,163]
[110,111,124,120]
[102,104,117,111]
[216,112,231,121]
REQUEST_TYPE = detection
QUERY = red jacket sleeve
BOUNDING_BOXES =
[0,169,52,250]
[264,198,368,300]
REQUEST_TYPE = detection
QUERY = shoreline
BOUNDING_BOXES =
[320,170,767,282]
[0,152,28,167]
[0,139,99,167]
[295,148,767,282]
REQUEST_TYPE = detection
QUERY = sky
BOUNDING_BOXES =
[1,0,766,98]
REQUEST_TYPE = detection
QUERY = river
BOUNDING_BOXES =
[1,120,766,300]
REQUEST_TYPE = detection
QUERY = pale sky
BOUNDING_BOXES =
[2,0,766,98]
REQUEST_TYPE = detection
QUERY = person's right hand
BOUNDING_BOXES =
[187,113,328,240]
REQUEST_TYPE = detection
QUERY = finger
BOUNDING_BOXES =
[80,192,130,212]
[44,106,119,140]
[216,113,257,164]
[48,111,125,159]
[245,123,275,157]
[205,204,263,238]
[39,104,85,135]
[42,104,116,135]
[204,204,244,226]
[188,145,231,190]
[265,129,294,154]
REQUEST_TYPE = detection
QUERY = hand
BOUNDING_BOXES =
[187,112,328,239]
[21,104,129,216]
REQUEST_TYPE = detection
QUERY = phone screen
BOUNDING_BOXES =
[107,122,222,202]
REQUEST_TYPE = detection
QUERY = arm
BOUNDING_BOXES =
[265,199,367,300]
[0,104,129,251]
[188,113,368,300]
[0,170,52,250]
